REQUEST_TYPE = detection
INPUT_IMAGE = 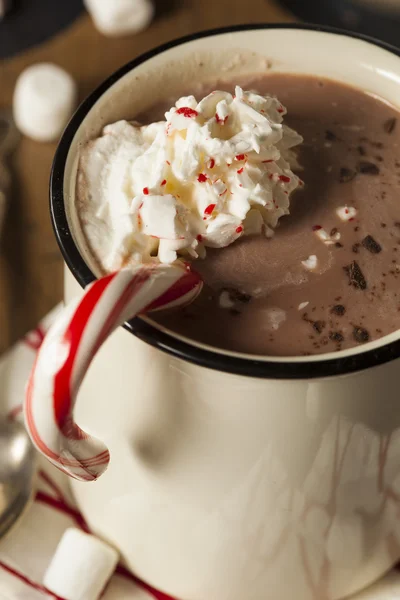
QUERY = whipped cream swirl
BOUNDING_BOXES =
[77,86,303,271]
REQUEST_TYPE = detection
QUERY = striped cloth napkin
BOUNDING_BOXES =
[0,306,400,600]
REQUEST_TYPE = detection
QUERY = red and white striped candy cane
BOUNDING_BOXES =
[24,263,202,482]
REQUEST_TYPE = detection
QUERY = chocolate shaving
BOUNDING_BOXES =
[223,288,252,304]
[353,326,370,343]
[384,117,397,134]
[358,161,380,175]
[362,235,382,254]
[335,242,343,248]
[313,320,326,334]
[330,227,338,236]
[343,261,367,289]
[339,167,356,183]
[325,130,337,141]
[329,332,344,342]
[352,243,361,254]
[357,145,366,156]
[331,304,346,316]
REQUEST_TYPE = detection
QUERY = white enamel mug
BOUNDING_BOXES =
[48,25,400,600]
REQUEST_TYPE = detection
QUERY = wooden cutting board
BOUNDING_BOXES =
[0,0,295,355]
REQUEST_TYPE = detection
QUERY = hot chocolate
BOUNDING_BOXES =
[77,73,400,356]
[152,74,400,355]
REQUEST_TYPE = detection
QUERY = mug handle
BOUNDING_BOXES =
[24,264,202,482]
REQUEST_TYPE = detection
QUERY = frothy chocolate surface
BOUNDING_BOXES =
[152,74,400,356]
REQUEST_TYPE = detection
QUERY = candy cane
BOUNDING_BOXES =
[24,264,202,482]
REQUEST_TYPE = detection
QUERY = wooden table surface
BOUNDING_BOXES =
[0,0,295,355]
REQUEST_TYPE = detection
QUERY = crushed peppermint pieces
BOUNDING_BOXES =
[336,206,357,221]
[204,203,216,216]
[176,107,199,118]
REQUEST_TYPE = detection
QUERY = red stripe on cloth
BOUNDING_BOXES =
[53,273,116,431]
[0,559,66,600]
[115,565,176,600]
[38,469,64,500]
[35,490,90,533]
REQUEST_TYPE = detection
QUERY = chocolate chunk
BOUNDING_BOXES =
[329,332,344,342]
[325,130,336,141]
[313,320,326,334]
[330,227,338,236]
[343,261,367,289]
[335,242,343,248]
[362,235,382,254]
[223,288,252,303]
[358,161,380,175]
[384,117,397,134]
[331,304,346,316]
[339,167,356,183]
[353,326,370,343]
[357,145,366,156]
[354,226,360,232]
[352,243,361,253]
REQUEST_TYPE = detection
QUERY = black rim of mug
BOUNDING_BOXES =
[50,22,400,380]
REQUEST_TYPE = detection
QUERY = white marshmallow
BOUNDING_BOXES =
[301,255,318,270]
[13,63,77,142]
[219,290,236,309]
[43,528,119,600]
[315,228,337,245]
[84,0,154,37]
[298,301,309,310]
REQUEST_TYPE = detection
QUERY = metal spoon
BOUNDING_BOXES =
[0,419,36,539]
